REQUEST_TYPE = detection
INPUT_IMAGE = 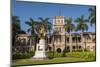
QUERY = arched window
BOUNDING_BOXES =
[73,46,76,49]
[79,46,82,49]
[49,46,52,51]
[66,37,69,43]
[67,46,70,50]
[56,48,61,53]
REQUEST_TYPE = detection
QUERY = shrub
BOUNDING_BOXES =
[54,53,62,57]
[66,51,95,60]
[12,50,35,60]
[47,52,63,59]
[47,52,54,59]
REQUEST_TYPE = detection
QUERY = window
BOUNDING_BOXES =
[78,37,81,42]
[79,46,82,49]
[58,19,60,23]
[56,48,62,53]
[61,19,63,23]
[66,38,69,43]
[73,46,76,49]
[67,46,69,50]
[49,46,52,51]
[72,37,75,43]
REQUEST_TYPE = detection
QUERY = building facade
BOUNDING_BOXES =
[48,16,96,52]
[14,16,96,52]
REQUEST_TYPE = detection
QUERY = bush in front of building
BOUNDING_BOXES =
[66,51,95,60]
[47,52,63,59]
[47,51,54,59]
[12,51,35,60]
[62,48,71,57]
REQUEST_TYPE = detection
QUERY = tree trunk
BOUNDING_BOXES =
[65,34,67,51]
[81,31,84,52]
[85,36,87,51]
[34,36,37,52]
[29,37,32,51]
[76,36,78,51]
[52,35,55,58]
[69,32,72,52]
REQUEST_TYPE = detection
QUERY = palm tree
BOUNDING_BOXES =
[12,16,21,46]
[75,15,88,51]
[25,18,38,51]
[88,7,96,26]
[64,17,75,52]
[25,18,38,35]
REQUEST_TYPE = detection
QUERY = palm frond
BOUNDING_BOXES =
[38,17,44,22]
[64,17,75,33]
[27,28,31,33]
[88,7,96,26]
[75,15,88,32]
[25,21,32,26]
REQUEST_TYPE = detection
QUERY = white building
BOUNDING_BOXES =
[15,16,96,52]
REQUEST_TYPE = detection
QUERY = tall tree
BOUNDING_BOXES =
[88,7,96,26]
[75,15,88,51]
[64,17,75,52]
[25,18,38,51]
[25,18,38,36]
[12,16,21,46]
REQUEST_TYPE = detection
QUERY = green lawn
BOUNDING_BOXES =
[12,57,95,66]
[12,51,96,66]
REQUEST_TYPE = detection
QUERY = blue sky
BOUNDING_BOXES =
[12,0,95,34]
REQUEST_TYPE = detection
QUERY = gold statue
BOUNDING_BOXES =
[39,24,46,39]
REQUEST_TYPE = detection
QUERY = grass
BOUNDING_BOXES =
[12,57,95,66]
[12,51,96,66]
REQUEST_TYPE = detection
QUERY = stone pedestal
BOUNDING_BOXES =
[33,39,47,60]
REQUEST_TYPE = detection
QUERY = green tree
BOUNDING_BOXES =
[12,16,21,46]
[25,18,38,51]
[25,18,38,35]
[88,7,96,26]
[75,15,88,51]
[64,17,75,52]
[12,15,26,54]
